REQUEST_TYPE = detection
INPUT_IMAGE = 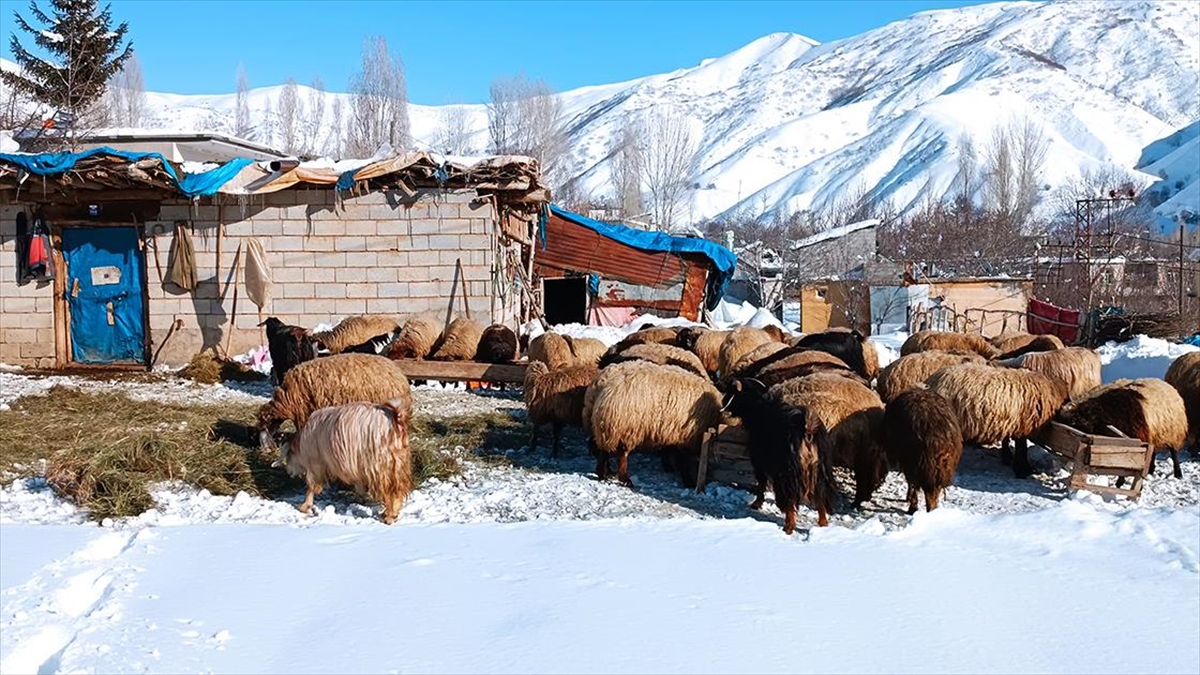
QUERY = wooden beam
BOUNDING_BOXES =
[391,359,528,384]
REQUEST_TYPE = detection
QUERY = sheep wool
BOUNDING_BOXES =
[583,361,723,486]
[475,324,519,363]
[751,349,855,389]
[257,353,412,452]
[527,332,575,369]
[600,342,708,379]
[431,317,484,361]
[283,396,412,524]
[1164,352,1199,450]
[523,361,599,457]
[690,329,732,376]
[876,350,986,403]
[997,347,1101,401]
[387,315,442,360]
[565,336,608,367]
[990,331,1064,356]
[718,327,776,378]
[882,389,964,514]
[996,334,1064,359]
[312,315,400,354]
[1059,377,1188,478]
[900,330,1000,359]
[724,341,789,380]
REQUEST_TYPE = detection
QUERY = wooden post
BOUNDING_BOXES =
[216,220,224,286]
[456,257,471,319]
[695,429,713,493]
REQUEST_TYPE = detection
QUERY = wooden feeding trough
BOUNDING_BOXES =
[689,423,757,492]
[390,359,528,385]
[1033,421,1155,499]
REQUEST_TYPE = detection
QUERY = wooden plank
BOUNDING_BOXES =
[50,223,69,368]
[695,429,713,493]
[1088,444,1151,471]
[391,359,527,384]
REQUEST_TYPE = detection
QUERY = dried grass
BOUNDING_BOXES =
[177,351,266,385]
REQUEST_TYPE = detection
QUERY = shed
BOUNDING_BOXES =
[0,148,548,369]
[533,206,735,325]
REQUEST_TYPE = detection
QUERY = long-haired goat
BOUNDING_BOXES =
[260,317,319,385]
[279,396,413,524]
[882,389,964,513]
[726,378,834,532]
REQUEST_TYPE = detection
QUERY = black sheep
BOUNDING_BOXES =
[475,324,519,363]
[343,330,400,355]
[793,331,870,380]
[260,317,319,385]
[725,378,834,532]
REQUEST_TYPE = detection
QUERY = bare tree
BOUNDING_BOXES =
[436,105,472,155]
[326,96,345,157]
[235,64,251,138]
[487,74,567,182]
[347,35,410,157]
[104,53,145,127]
[305,76,326,154]
[260,97,274,147]
[983,116,1048,228]
[612,122,644,218]
[636,107,698,230]
[955,135,976,201]
[277,77,300,154]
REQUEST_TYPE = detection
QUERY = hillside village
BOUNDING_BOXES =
[0,0,1198,673]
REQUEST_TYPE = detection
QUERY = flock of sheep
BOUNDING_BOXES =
[248,312,1200,531]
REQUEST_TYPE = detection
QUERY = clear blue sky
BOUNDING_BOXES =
[1,0,994,104]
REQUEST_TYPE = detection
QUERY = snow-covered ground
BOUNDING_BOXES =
[2,333,1197,673]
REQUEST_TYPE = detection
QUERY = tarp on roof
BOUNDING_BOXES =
[548,205,738,309]
[0,146,251,197]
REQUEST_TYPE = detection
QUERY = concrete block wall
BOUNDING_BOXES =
[0,188,504,368]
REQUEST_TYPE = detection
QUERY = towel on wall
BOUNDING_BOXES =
[166,224,197,291]
[243,236,273,309]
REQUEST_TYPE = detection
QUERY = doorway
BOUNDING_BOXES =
[542,277,588,326]
[61,227,148,364]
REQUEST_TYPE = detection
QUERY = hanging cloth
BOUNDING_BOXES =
[243,236,273,309]
[15,211,31,282]
[25,215,53,282]
[166,223,197,291]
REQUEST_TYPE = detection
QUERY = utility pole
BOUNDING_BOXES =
[1181,215,1187,318]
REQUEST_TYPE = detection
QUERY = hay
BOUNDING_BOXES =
[177,351,266,384]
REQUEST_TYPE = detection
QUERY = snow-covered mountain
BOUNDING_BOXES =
[3,0,1198,225]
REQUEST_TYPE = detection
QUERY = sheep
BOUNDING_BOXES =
[675,326,708,351]
[257,353,412,452]
[876,350,987,403]
[996,334,1065,360]
[619,326,681,347]
[793,330,874,380]
[1165,352,1200,451]
[990,331,1064,355]
[387,315,442,360]
[900,330,1000,359]
[564,335,608,367]
[725,378,834,532]
[430,317,484,361]
[688,328,732,377]
[761,324,789,343]
[771,372,887,507]
[475,324,519,363]
[750,349,857,389]
[312,315,400,354]
[1058,378,1189,479]
[260,317,319,385]
[882,389,964,514]
[926,363,1068,478]
[342,330,401,355]
[583,361,723,486]
[717,327,776,379]
[523,361,598,457]
[278,396,412,524]
[598,342,709,379]
[995,347,1101,401]
[527,332,574,369]
[723,341,788,380]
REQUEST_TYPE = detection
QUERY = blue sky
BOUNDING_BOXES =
[1,0,994,104]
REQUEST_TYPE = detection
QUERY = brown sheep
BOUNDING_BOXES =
[475,324,519,363]
[583,361,723,486]
[724,341,789,380]
[876,350,987,403]
[688,328,732,377]
[387,315,442,360]
[771,372,887,506]
[718,327,776,378]
[995,347,1101,401]
[599,342,708,379]
[1165,352,1200,451]
[312,315,400,354]
[257,354,412,452]
[926,363,1068,478]
[990,331,1064,355]
[430,317,484,361]
[747,349,856,389]
[1058,378,1189,478]
[900,330,1000,359]
[618,326,680,347]
[279,396,412,523]
[882,389,964,513]
[527,332,575,369]
[761,324,789,343]
[996,334,1065,360]
[565,335,608,367]
[524,361,598,457]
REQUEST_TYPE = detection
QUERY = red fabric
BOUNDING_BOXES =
[27,234,47,267]
[1028,297,1081,344]
[588,306,637,327]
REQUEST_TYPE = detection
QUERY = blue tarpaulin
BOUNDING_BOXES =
[547,206,738,309]
[0,147,252,198]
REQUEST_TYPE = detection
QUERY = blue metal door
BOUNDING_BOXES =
[61,227,147,364]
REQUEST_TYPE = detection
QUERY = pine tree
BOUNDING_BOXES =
[2,0,133,141]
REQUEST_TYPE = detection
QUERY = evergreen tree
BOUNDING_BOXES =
[2,0,133,138]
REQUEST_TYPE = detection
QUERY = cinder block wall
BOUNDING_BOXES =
[0,188,502,368]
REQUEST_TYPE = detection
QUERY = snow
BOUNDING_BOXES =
[1096,334,1200,383]
[791,218,880,250]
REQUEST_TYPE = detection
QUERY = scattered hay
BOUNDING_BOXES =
[177,351,266,385]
